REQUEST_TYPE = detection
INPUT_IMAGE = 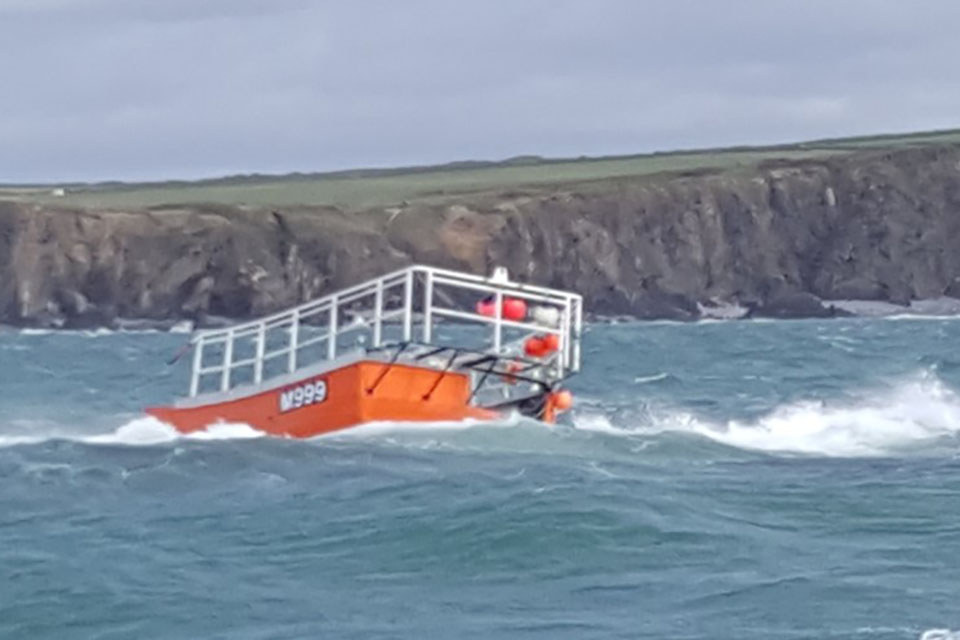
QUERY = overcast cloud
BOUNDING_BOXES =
[1,0,959,182]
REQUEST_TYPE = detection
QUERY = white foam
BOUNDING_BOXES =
[697,300,749,320]
[574,374,960,457]
[6,372,960,457]
[82,327,115,337]
[169,320,194,334]
[572,412,629,435]
[81,416,179,445]
[920,630,960,640]
[327,414,520,439]
[85,416,264,445]
[0,416,264,448]
[633,372,669,384]
[0,434,45,447]
[702,378,960,456]
[181,422,264,441]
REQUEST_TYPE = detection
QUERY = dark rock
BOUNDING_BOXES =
[2,144,960,326]
[827,277,886,301]
[631,289,701,321]
[944,277,960,299]
[61,308,117,330]
[751,292,843,319]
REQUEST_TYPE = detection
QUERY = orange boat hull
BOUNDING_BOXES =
[147,360,501,438]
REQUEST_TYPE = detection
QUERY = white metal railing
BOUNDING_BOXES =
[186,265,583,399]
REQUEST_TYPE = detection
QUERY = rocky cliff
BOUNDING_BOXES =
[3,144,960,327]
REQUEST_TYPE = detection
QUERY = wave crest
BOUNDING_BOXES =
[575,374,960,457]
[5,374,960,457]
[0,416,263,448]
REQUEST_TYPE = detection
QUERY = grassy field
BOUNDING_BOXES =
[799,128,960,150]
[4,128,959,210]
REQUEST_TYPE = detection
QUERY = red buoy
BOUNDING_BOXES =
[542,333,560,353]
[552,389,574,412]
[476,299,496,317]
[524,336,547,357]
[502,298,527,321]
[475,297,527,320]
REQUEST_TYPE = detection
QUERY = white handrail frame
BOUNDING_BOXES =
[186,265,583,399]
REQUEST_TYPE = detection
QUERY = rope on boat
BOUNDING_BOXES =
[422,349,461,401]
[365,342,410,395]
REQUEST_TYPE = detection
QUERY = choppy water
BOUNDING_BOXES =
[2,319,960,639]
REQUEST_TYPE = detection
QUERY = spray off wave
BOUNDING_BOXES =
[83,416,265,445]
[575,373,960,457]
[4,374,960,458]
[0,416,264,448]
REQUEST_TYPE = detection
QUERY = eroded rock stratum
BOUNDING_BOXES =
[3,145,960,327]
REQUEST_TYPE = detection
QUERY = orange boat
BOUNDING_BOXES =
[147,265,583,438]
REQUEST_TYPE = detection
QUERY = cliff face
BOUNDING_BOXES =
[3,145,960,327]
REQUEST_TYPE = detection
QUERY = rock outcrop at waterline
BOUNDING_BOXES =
[3,144,960,327]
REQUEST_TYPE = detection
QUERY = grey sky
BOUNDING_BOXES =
[2,0,959,182]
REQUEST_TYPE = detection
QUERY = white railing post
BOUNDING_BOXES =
[423,269,433,343]
[558,303,569,378]
[493,290,503,354]
[189,339,202,397]
[573,297,583,372]
[403,269,413,341]
[180,265,582,399]
[328,296,338,360]
[221,331,234,392]
[561,299,571,369]
[373,278,383,347]
[288,310,299,373]
[254,323,265,384]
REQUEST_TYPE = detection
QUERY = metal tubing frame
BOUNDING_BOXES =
[423,270,433,343]
[373,278,384,347]
[254,324,265,384]
[220,330,234,392]
[187,265,582,398]
[288,309,299,373]
[402,270,413,342]
[327,294,339,360]
[494,291,503,354]
[190,339,203,396]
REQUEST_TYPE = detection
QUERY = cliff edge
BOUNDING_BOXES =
[3,144,960,327]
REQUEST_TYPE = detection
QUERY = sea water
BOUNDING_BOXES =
[1,318,959,639]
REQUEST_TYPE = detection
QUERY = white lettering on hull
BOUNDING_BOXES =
[279,378,328,413]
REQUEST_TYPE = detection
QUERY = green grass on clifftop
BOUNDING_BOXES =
[4,128,959,211]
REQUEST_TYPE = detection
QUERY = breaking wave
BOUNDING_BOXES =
[0,416,263,448]
[83,416,264,445]
[920,631,960,640]
[574,373,960,457]
[4,373,960,458]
